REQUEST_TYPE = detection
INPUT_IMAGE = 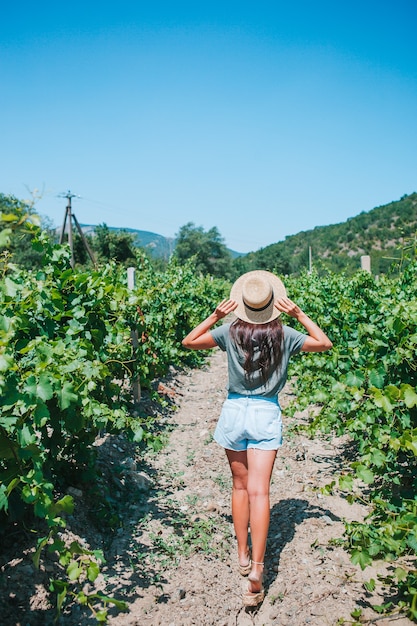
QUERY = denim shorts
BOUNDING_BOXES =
[213,394,283,451]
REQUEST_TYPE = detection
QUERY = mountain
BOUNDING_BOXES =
[79,224,175,260]
[234,193,417,276]
[78,193,416,274]
[79,224,244,260]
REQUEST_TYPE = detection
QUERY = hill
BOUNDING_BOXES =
[78,193,416,274]
[234,193,417,276]
[79,224,244,260]
[79,224,175,260]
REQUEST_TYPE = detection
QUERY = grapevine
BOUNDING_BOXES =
[285,260,417,620]
[2,203,417,621]
[0,228,227,621]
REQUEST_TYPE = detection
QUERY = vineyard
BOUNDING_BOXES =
[0,211,416,623]
[285,258,417,621]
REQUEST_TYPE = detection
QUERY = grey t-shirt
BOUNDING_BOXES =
[210,322,307,398]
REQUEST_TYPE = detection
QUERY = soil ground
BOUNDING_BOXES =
[0,349,414,626]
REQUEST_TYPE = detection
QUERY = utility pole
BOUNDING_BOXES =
[59,191,96,268]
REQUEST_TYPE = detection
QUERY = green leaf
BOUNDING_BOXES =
[57,382,78,410]
[55,583,68,614]
[345,370,365,387]
[401,432,417,456]
[76,591,88,606]
[0,484,9,512]
[369,449,386,467]
[0,228,12,247]
[401,384,417,408]
[95,592,128,609]
[37,374,53,401]
[313,389,328,403]
[34,402,50,427]
[67,560,83,581]
[351,548,372,570]
[18,424,36,447]
[87,561,100,582]
[4,277,19,297]
[364,578,375,592]
[395,567,408,582]
[0,212,20,222]
[355,465,374,484]
[339,474,354,491]
[371,388,394,413]
[406,532,417,552]
[0,353,14,372]
[131,425,144,443]
[368,368,385,389]
[52,495,74,516]
[95,609,108,622]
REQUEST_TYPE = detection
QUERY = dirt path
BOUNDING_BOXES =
[1,350,414,625]
[103,350,412,626]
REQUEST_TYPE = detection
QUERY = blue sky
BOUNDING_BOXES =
[1,1,416,253]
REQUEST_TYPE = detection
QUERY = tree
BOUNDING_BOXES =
[173,222,232,278]
[91,224,138,265]
[0,193,47,269]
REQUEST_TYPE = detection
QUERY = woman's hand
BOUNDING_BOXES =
[214,299,238,320]
[275,296,333,352]
[274,296,302,319]
[182,298,238,350]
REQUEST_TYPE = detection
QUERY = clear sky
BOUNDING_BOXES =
[1,1,416,253]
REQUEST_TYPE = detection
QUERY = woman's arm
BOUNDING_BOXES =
[275,297,333,352]
[182,299,238,350]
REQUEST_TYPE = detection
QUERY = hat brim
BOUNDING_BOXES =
[230,270,287,324]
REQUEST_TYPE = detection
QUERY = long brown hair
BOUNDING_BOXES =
[229,318,284,384]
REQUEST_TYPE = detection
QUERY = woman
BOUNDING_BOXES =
[182,270,332,607]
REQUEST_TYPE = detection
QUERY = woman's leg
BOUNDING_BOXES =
[246,448,277,591]
[225,449,250,566]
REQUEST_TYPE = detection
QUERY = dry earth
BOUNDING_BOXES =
[0,349,414,626]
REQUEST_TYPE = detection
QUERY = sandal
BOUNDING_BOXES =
[242,587,265,607]
[238,550,252,576]
[238,560,252,576]
[242,561,264,607]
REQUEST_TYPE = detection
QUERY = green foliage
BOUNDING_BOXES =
[132,256,229,385]
[0,193,47,269]
[0,213,227,621]
[173,221,233,278]
[7,188,417,619]
[90,223,138,266]
[284,260,417,620]
[0,235,143,518]
[48,539,128,622]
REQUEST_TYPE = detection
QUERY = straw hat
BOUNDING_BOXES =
[230,270,287,324]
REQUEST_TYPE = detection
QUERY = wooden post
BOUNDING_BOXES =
[127,267,141,405]
[72,213,96,265]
